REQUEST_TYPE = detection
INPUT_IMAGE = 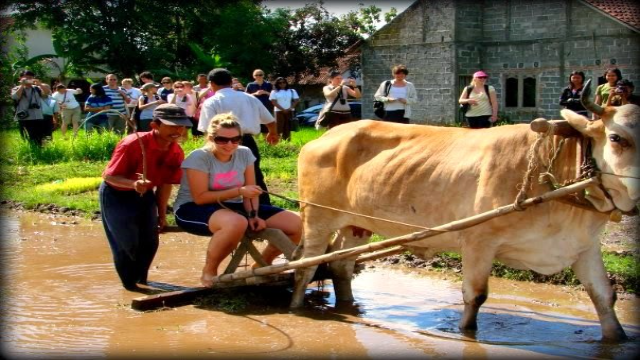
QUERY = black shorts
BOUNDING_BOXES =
[174,201,285,236]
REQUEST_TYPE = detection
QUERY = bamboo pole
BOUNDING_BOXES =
[355,246,404,264]
[209,177,600,283]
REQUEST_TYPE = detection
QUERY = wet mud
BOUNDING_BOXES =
[1,210,638,359]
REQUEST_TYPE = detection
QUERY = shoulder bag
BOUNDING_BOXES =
[373,81,392,119]
[316,86,342,127]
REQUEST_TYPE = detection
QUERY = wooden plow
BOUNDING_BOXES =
[132,176,599,311]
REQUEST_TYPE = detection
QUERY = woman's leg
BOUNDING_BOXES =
[261,210,302,265]
[201,209,248,287]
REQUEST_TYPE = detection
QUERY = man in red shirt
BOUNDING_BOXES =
[99,104,191,291]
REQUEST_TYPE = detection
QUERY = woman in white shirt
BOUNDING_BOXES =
[52,84,83,138]
[269,77,299,141]
[373,65,418,124]
[168,81,195,118]
[321,71,361,129]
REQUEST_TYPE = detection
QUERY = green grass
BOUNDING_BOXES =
[0,127,322,215]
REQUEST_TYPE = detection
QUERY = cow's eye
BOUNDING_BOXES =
[608,134,630,148]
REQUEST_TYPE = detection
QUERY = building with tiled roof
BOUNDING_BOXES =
[582,0,640,32]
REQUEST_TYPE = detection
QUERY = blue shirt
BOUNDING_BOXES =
[85,95,113,122]
[40,96,59,116]
[245,81,273,112]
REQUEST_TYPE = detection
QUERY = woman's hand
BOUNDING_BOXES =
[248,217,267,232]
[490,114,498,123]
[239,185,263,198]
[467,99,478,105]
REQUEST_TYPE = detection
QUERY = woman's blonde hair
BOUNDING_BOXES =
[121,78,134,85]
[205,113,243,149]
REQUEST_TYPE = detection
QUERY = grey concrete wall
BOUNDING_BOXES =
[363,0,458,124]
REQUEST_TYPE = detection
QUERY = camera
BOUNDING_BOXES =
[16,110,29,119]
[28,103,40,110]
[21,78,33,85]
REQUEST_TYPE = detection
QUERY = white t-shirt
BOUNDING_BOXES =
[386,86,408,111]
[123,87,142,108]
[173,146,256,211]
[269,89,299,112]
[52,89,81,110]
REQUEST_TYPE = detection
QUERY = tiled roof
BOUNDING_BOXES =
[582,0,640,31]
[288,53,359,85]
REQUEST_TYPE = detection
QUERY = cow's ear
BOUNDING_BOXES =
[561,109,605,138]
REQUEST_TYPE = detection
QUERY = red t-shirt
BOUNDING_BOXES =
[103,131,184,191]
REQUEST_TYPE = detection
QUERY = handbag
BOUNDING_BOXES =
[459,86,472,115]
[316,86,342,127]
[373,81,392,119]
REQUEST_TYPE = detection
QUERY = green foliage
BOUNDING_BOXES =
[340,5,398,37]
[5,1,397,82]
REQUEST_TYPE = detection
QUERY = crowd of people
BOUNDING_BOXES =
[10,64,638,290]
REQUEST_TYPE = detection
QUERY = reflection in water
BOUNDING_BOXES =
[1,210,638,358]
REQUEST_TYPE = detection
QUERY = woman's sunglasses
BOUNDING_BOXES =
[213,135,242,145]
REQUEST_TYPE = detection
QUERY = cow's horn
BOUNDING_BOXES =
[581,79,604,116]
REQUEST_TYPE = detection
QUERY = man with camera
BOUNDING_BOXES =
[11,70,47,146]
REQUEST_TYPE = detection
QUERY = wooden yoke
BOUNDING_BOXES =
[530,118,581,138]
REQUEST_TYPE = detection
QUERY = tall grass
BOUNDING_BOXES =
[0,127,323,214]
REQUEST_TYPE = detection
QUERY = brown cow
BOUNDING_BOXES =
[291,83,638,342]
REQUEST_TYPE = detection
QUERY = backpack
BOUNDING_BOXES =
[460,84,491,115]
[373,81,392,119]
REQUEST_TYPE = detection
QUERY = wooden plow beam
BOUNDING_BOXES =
[132,177,598,311]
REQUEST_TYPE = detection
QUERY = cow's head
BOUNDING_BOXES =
[561,79,640,212]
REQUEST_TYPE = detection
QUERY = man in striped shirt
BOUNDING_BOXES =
[103,74,130,134]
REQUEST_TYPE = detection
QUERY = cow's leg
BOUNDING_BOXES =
[572,245,627,342]
[290,228,333,308]
[459,243,495,331]
[328,227,371,302]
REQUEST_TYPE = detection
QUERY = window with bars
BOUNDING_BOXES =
[504,76,536,108]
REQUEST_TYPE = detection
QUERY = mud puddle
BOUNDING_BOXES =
[1,210,638,359]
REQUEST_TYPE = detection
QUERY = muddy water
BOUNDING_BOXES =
[1,210,638,359]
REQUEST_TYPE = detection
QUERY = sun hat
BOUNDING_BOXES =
[152,104,193,127]
[473,71,488,78]
[141,83,159,91]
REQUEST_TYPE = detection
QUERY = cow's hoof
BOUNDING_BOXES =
[290,298,305,309]
[601,330,628,344]
[333,301,363,315]
[458,322,478,332]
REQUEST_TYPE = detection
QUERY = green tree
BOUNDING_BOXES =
[266,3,362,80]
[4,0,397,84]
[341,4,398,38]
